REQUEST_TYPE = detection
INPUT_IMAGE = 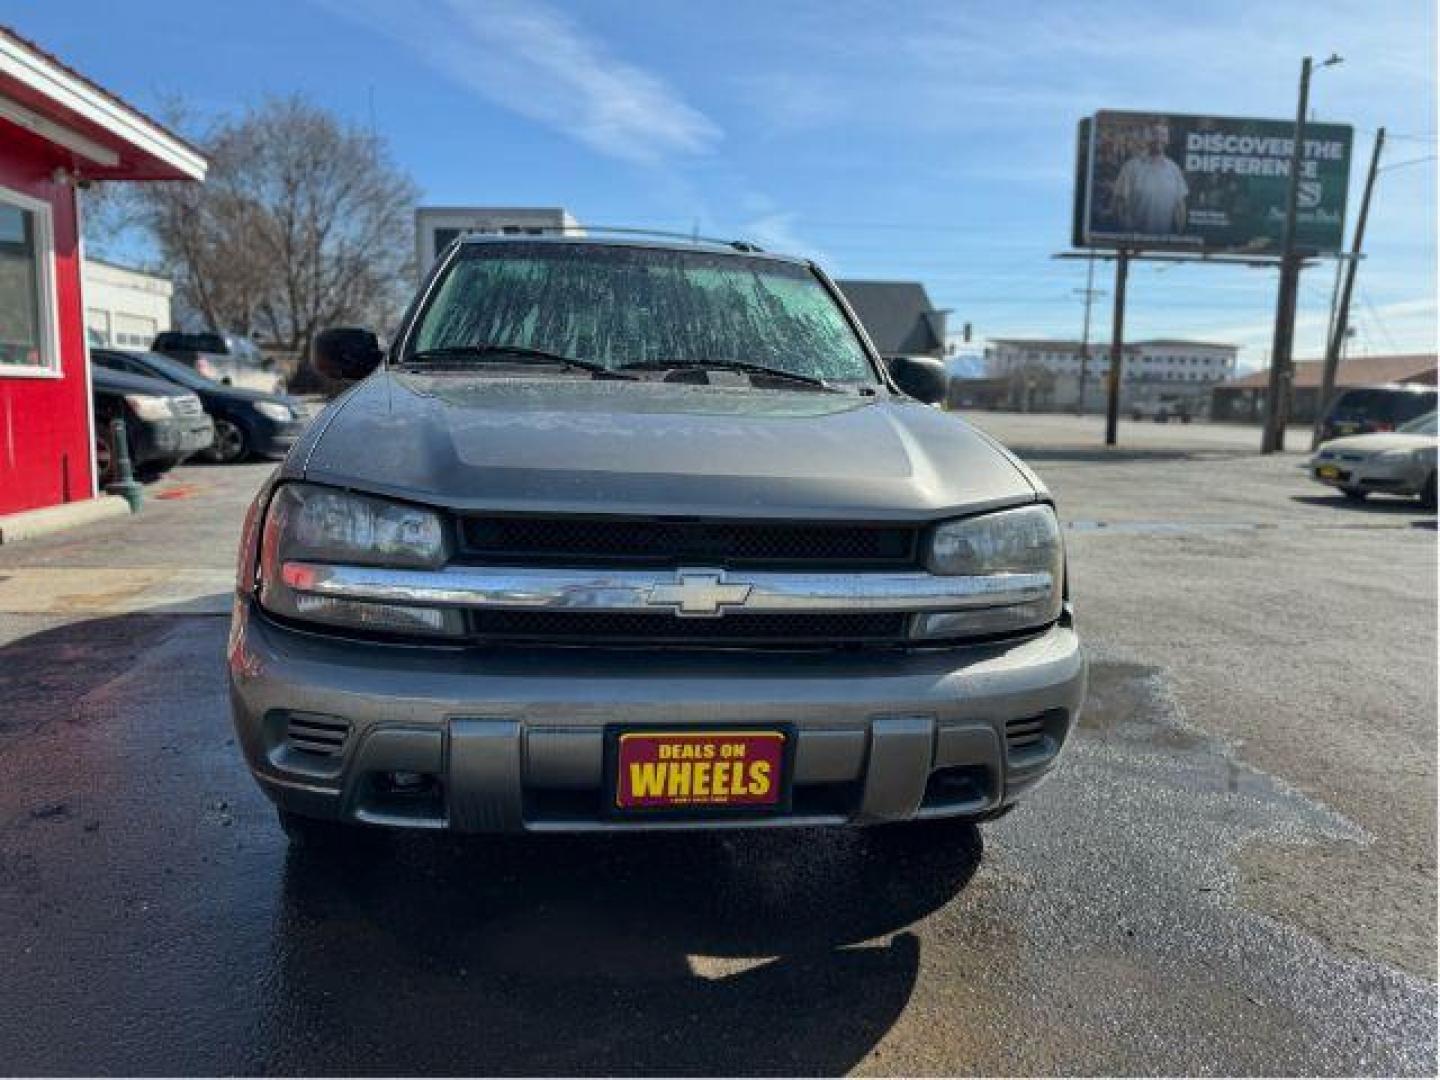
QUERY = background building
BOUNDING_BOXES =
[81,258,171,348]
[984,337,1237,413]
[0,26,204,518]
[835,280,947,361]
[414,206,582,276]
[1212,353,1437,424]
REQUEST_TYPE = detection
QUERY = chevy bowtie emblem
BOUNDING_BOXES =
[645,570,753,617]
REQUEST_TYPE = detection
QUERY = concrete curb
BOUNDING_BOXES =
[0,496,132,545]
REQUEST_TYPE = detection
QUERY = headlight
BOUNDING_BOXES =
[257,483,462,637]
[253,401,293,422]
[125,393,175,421]
[912,504,1064,640]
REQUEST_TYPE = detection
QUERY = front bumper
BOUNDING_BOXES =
[130,415,216,469]
[1309,456,1427,496]
[228,599,1086,832]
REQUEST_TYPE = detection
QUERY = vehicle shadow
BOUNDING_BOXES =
[265,821,983,1075]
[1289,492,1434,517]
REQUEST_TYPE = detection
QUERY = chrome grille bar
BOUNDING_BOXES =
[280,561,1052,616]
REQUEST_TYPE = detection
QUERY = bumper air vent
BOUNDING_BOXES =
[283,712,352,758]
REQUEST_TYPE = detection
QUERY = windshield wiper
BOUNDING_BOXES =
[400,344,635,379]
[616,360,843,392]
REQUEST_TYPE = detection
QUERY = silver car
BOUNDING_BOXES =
[1309,410,1438,505]
[227,236,1085,846]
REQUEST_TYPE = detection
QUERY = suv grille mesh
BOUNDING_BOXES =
[468,610,908,645]
[459,516,920,568]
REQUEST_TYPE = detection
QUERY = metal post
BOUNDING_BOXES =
[1262,56,1313,454]
[104,418,143,512]
[1104,250,1129,446]
[1313,127,1384,449]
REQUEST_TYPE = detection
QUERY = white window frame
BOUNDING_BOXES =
[0,182,61,380]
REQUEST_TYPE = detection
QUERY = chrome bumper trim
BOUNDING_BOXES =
[279,561,1052,616]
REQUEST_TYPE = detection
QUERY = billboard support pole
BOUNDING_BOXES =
[1312,127,1384,450]
[1104,249,1130,446]
[1262,56,1314,454]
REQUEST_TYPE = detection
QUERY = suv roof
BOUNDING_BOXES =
[453,232,809,266]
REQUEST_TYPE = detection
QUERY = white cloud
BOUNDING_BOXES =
[321,0,720,165]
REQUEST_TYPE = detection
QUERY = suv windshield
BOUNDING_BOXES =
[1398,410,1437,435]
[408,243,877,384]
[1330,388,1437,425]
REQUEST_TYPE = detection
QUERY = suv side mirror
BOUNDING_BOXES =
[883,356,948,405]
[314,328,383,381]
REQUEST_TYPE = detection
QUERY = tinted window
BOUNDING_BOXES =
[1331,388,1438,423]
[135,351,213,389]
[412,244,875,383]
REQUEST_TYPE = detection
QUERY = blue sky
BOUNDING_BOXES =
[10,0,1437,369]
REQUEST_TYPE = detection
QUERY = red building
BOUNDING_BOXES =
[0,26,205,517]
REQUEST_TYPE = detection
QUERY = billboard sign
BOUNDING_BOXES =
[1074,110,1353,255]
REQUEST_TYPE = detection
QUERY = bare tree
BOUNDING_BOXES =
[91,97,417,364]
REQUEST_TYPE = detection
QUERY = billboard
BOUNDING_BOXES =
[1073,110,1353,254]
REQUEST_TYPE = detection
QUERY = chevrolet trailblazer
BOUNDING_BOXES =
[227,235,1086,846]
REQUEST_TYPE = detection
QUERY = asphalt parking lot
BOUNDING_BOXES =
[0,417,1434,1075]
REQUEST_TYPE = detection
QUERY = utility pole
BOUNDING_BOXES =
[1261,56,1313,453]
[1074,252,1104,415]
[1261,53,1341,453]
[1312,127,1384,449]
[1104,250,1130,446]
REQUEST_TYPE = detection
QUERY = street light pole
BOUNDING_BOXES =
[1260,56,1312,453]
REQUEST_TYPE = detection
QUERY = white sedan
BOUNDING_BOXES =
[1309,410,1437,506]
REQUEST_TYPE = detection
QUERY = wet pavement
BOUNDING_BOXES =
[0,449,1435,1075]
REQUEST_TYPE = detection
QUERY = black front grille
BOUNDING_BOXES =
[468,609,909,645]
[459,516,920,568]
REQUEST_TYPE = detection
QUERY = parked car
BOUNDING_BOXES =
[90,365,214,484]
[1317,383,1437,442]
[228,235,1086,848]
[93,348,311,463]
[1130,396,1193,423]
[150,330,285,394]
[1309,409,1437,505]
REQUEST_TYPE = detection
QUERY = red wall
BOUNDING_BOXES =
[0,134,93,515]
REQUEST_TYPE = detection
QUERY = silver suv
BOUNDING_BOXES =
[228,236,1085,845]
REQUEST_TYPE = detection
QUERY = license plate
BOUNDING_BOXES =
[1317,465,1342,479]
[610,729,790,813]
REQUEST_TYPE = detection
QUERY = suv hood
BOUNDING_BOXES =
[298,373,1040,519]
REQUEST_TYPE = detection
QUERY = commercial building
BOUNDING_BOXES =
[0,25,205,517]
[835,280,947,361]
[983,338,1238,413]
[414,206,582,276]
[81,257,172,348]
[1212,354,1437,424]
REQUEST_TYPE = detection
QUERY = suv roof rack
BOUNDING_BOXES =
[459,224,765,254]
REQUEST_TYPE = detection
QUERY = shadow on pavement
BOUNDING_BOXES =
[1288,492,1435,517]
[266,821,983,1075]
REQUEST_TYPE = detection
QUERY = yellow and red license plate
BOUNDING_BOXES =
[612,729,789,813]
[1317,465,1342,479]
